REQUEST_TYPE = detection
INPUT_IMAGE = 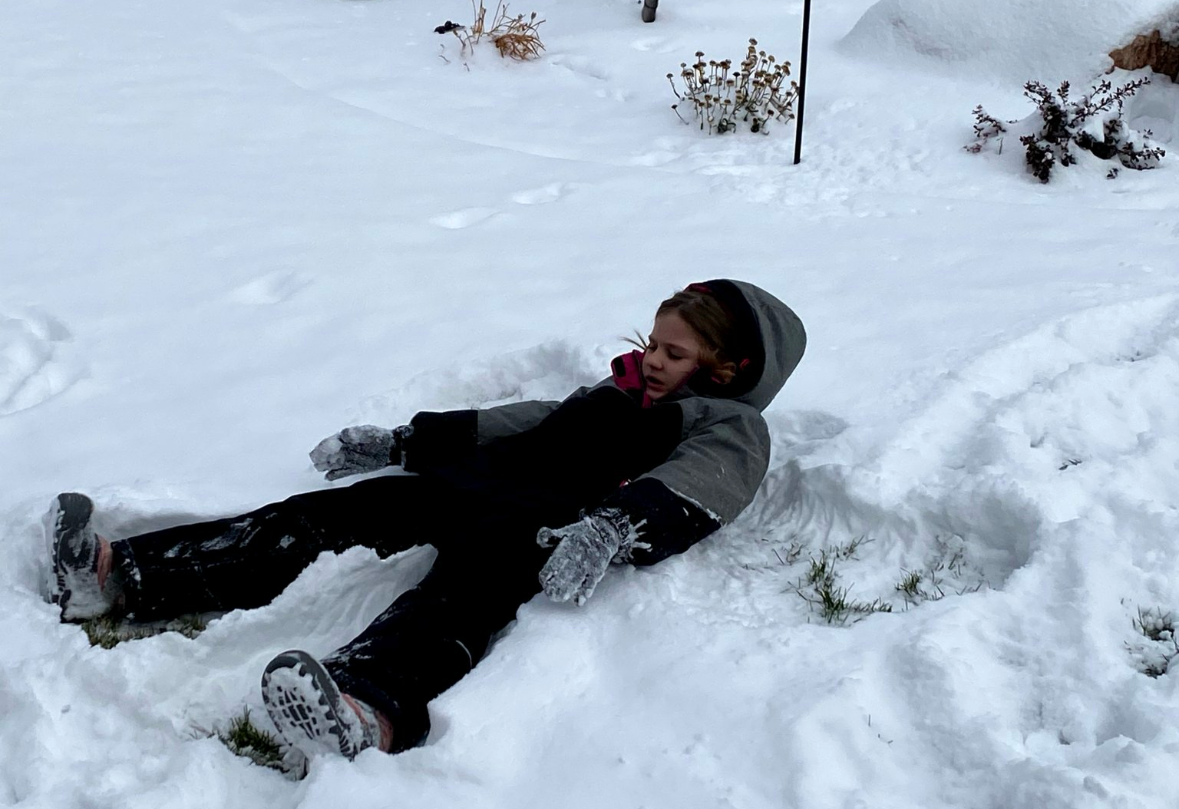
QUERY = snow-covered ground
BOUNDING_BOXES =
[4,0,1179,806]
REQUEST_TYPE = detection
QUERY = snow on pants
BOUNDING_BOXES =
[112,473,565,753]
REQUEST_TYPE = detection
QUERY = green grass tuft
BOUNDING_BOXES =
[81,615,155,648]
[217,709,286,771]
[170,613,208,639]
[895,569,923,599]
[1129,606,1179,678]
[80,613,208,648]
[795,546,892,626]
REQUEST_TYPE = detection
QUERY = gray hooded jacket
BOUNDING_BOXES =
[467,280,805,537]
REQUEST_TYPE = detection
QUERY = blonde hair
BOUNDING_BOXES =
[631,287,741,384]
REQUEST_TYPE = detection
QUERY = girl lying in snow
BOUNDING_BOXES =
[47,279,805,761]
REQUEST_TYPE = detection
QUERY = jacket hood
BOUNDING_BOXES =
[681,279,806,412]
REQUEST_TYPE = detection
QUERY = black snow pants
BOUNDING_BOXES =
[109,387,683,753]
[111,473,566,753]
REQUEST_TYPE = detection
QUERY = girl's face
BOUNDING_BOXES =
[642,311,706,400]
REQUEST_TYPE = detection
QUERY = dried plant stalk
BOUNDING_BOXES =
[667,39,798,135]
[442,0,546,61]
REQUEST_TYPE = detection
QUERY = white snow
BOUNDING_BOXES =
[4,0,1179,807]
[842,0,1179,84]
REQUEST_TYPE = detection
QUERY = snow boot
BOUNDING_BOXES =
[261,650,386,760]
[50,492,117,621]
[641,0,658,22]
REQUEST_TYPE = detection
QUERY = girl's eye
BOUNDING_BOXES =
[668,353,682,361]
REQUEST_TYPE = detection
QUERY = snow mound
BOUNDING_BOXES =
[840,0,1179,84]
[1123,1,1179,42]
[0,309,83,417]
[1125,71,1179,142]
[628,294,1179,807]
[228,271,311,306]
[731,293,1179,616]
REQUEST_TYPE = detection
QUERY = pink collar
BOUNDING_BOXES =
[610,349,655,408]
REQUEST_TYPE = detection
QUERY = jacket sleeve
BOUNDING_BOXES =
[639,403,771,524]
[593,405,770,565]
[475,398,569,443]
[401,389,592,473]
[400,409,478,473]
[596,478,722,566]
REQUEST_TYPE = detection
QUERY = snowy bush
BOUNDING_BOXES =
[966,76,1165,182]
[435,0,545,61]
[1127,606,1179,677]
[667,39,798,135]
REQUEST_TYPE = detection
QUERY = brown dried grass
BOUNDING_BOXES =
[449,0,546,61]
[494,29,545,60]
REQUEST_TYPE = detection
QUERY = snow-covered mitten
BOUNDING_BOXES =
[309,424,413,481]
[641,0,658,23]
[537,510,634,606]
[49,492,121,622]
[261,650,389,760]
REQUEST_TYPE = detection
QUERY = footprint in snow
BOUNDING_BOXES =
[765,409,849,455]
[550,55,610,82]
[630,36,679,54]
[429,208,499,229]
[0,309,84,417]
[594,87,633,102]
[229,270,310,306]
[510,183,572,205]
[628,150,679,167]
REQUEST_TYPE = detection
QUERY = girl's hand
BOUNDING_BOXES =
[537,512,631,606]
[309,425,409,481]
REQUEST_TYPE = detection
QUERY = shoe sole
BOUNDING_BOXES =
[51,492,95,609]
[261,650,363,760]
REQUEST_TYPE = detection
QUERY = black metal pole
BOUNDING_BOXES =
[793,0,812,165]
